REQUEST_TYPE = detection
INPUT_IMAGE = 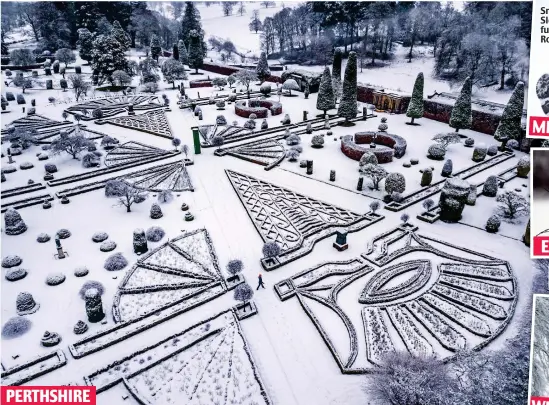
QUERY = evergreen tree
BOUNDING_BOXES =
[178,40,188,65]
[150,34,162,61]
[406,72,424,125]
[172,43,179,60]
[494,81,525,148]
[449,76,472,132]
[188,30,203,74]
[110,20,131,51]
[332,49,343,102]
[316,66,336,117]
[77,28,94,64]
[256,51,271,83]
[337,51,358,124]
[181,3,205,55]
[91,34,128,84]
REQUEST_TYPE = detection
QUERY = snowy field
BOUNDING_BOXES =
[0,54,535,404]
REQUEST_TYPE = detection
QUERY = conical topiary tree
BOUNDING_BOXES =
[449,76,472,133]
[178,40,189,66]
[406,72,424,125]
[332,49,343,102]
[4,207,27,235]
[316,67,336,117]
[133,228,148,255]
[150,34,162,61]
[494,81,525,149]
[172,43,179,60]
[188,30,203,74]
[256,51,271,83]
[150,203,163,219]
[337,51,358,125]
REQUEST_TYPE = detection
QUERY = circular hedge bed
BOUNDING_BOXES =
[235,99,283,118]
[341,132,407,164]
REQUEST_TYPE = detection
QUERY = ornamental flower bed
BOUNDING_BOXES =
[235,99,282,118]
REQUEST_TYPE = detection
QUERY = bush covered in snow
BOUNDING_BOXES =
[2,255,22,268]
[263,242,281,258]
[243,119,256,130]
[261,119,268,130]
[100,240,117,252]
[482,176,498,197]
[82,152,100,168]
[311,134,325,148]
[286,134,301,146]
[56,229,71,239]
[2,317,32,339]
[16,292,39,315]
[487,145,498,156]
[472,144,487,162]
[215,100,225,110]
[44,163,58,173]
[2,165,16,174]
[79,280,105,299]
[427,144,445,160]
[104,253,128,271]
[392,192,404,202]
[37,233,51,243]
[19,162,34,170]
[216,115,227,125]
[5,268,27,282]
[496,190,529,220]
[385,172,406,194]
[286,149,300,161]
[517,156,530,178]
[485,215,501,233]
[441,159,453,177]
[359,152,378,167]
[464,138,474,147]
[4,208,27,235]
[157,190,174,204]
[133,228,148,255]
[150,203,163,219]
[281,114,291,125]
[421,168,433,186]
[422,198,435,212]
[260,83,271,96]
[92,232,108,243]
[74,267,89,277]
[507,139,519,150]
[46,272,66,286]
[146,226,165,242]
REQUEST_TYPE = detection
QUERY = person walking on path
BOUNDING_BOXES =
[257,273,266,290]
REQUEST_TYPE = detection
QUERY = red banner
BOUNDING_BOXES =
[529,116,549,137]
[531,397,549,405]
[0,387,96,404]
[533,236,549,256]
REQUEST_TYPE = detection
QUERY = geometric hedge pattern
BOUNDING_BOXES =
[218,138,286,170]
[65,95,164,121]
[121,161,194,192]
[105,141,172,167]
[96,110,173,139]
[275,224,518,373]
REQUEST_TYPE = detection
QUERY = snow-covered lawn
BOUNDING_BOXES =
[0,57,534,405]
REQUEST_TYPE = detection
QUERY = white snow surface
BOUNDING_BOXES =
[0,51,534,405]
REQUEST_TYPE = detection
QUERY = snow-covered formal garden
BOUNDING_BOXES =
[0,2,544,405]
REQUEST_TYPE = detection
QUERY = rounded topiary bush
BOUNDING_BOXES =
[216,115,227,125]
[56,229,71,239]
[20,162,34,170]
[5,268,28,282]
[150,203,163,219]
[507,139,519,150]
[92,232,108,243]
[410,158,419,165]
[286,133,301,146]
[482,175,498,197]
[420,168,433,187]
[472,144,487,162]
[441,159,453,177]
[37,233,51,243]
[73,320,88,334]
[10,147,22,155]
[104,253,128,271]
[427,144,445,160]
[2,255,22,268]
[464,138,474,147]
[46,272,66,286]
[2,165,17,174]
[2,317,32,339]
[44,163,58,173]
[16,292,39,315]
[4,208,27,235]
[311,134,325,148]
[100,240,117,252]
[487,145,498,156]
[78,280,105,299]
[146,226,165,242]
[517,156,530,178]
[359,152,378,167]
[74,267,89,277]
[385,172,406,194]
[485,215,501,233]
